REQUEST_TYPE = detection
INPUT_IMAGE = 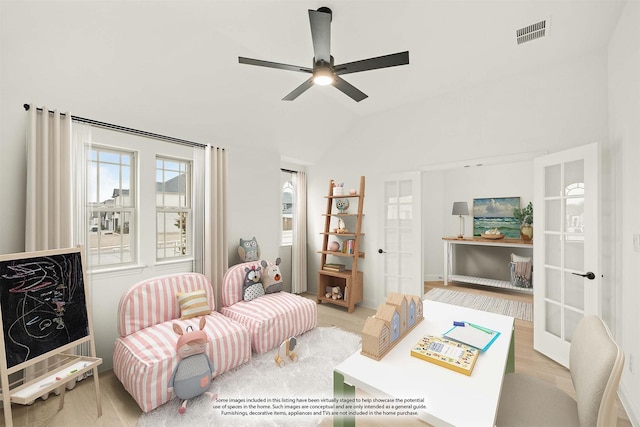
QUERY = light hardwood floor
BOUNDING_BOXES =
[1,282,632,426]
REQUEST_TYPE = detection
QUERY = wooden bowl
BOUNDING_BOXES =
[481,233,505,240]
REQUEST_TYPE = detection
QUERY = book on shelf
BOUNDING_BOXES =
[410,334,479,376]
[323,263,346,272]
[342,239,355,254]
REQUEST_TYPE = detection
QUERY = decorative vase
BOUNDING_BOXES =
[520,224,533,241]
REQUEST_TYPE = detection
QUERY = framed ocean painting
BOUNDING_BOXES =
[473,197,521,238]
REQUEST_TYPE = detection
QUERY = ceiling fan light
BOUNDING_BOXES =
[313,68,334,85]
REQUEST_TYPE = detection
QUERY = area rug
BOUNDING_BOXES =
[425,288,533,322]
[137,326,361,427]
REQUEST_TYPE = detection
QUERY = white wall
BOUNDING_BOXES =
[608,0,640,422]
[307,50,609,309]
[227,146,282,265]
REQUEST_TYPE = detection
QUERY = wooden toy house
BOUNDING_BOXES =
[361,293,424,361]
[386,292,408,334]
[361,316,391,359]
[376,303,401,342]
[407,295,423,327]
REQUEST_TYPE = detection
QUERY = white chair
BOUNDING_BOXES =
[496,315,624,427]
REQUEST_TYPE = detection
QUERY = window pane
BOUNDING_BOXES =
[282,179,293,245]
[157,211,189,259]
[88,210,133,266]
[99,151,120,164]
[545,199,561,232]
[156,155,191,260]
[545,164,561,197]
[89,148,134,206]
[157,157,190,208]
[86,146,136,269]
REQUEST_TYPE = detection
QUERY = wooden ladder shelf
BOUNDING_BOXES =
[317,176,365,313]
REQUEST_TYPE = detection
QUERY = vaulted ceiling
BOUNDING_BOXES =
[2,0,626,164]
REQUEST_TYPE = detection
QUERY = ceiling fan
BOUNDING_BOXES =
[238,7,409,102]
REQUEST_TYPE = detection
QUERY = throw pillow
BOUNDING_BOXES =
[511,253,532,263]
[242,265,264,301]
[177,290,211,319]
[260,258,283,294]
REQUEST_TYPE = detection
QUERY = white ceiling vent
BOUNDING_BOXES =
[516,18,549,45]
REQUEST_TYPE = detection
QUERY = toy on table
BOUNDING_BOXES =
[168,317,217,414]
[242,265,264,301]
[261,258,283,294]
[325,286,343,300]
[274,337,299,367]
[360,293,424,361]
[238,236,260,262]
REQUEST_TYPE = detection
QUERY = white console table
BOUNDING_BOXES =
[443,236,533,294]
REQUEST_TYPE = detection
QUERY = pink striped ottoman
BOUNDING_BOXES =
[113,273,251,413]
[220,261,317,354]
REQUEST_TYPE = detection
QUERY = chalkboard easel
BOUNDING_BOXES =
[0,247,102,427]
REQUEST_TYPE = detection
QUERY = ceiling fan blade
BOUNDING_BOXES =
[335,51,409,75]
[239,57,312,73]
[283,77,315,101]
[308,8,332,63]
[333,76,368,102]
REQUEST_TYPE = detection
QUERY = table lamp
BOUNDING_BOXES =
[452,202,469,238]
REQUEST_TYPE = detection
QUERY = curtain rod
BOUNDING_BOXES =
[23,104,208,149]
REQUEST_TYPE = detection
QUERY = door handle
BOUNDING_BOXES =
[378,249,386,254]
[572,271,596,280]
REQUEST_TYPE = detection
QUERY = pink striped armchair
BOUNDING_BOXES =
[220,260,317,354]
[113,273,251,413]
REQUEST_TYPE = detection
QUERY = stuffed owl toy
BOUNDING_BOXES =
[261,258,283,294]
[242,265,264,301]
[238,237,260,262]
[335,198,350,213]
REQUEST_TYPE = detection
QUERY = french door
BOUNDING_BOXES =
[533,143,600,367]
[377,172,423,303]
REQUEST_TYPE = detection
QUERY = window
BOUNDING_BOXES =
[281,173,294,245]
[87,147,136,267]
[156,157,192,260]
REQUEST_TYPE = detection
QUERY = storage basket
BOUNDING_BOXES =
[509,261,532,288]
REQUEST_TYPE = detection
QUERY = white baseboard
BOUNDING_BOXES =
[424,273,443,282]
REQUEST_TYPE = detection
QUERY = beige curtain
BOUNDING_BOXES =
[202,146,228,310]
[25,105,73,250]
[24,105,79,396]
[292,171,307,293]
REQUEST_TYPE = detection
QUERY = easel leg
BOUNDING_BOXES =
[3,397,14,427]
[92,367,103,417]
[58,384,67,411]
